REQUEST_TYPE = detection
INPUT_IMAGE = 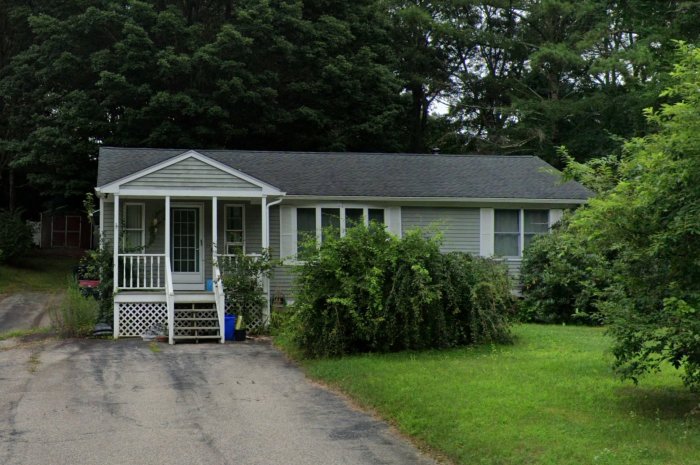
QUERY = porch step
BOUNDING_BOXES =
[172,301,221,344]
[174,326,219,330]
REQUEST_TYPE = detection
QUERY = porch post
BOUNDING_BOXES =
[99,196,104,242]
[165,196,171,261]
[113,194,120,338]
[261,196,268,249]
[261,196,270,325]
[212,197,218,259]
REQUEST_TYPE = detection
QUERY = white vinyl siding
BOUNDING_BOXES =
[269,205,296,302]
[122,157,262,190]
[401,207,480,253]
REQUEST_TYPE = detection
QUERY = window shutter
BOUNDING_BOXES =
[549,209,564,228]
[480,208,495,257]
[279,205,294,261]
[386,207,402,237]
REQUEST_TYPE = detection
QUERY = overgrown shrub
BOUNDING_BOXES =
[50,280,99,337]
[0,209,33,264]
[80,236,114,324]
[519,215,611,325]
[217,249,278,333]
[291,223,514,358]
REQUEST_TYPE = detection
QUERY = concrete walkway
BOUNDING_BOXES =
[0,339,435,465]
[0,293,57,333]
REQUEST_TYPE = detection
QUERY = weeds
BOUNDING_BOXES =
[49,279,98,337]
[0,327,52,341]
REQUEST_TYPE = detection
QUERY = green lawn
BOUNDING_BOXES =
[283,325,700,465]
[0,256,76,295]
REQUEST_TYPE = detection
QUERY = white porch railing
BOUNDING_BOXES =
[118,254,166,289]
[165,259,175,344]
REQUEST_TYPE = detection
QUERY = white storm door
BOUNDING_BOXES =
[171,205,205,288]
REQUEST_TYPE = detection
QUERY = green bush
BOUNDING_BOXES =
[291,223,514,358]
[50,279,99,337]
[80,236,115,324]
[0,209,33,264]
[519,215,611,325]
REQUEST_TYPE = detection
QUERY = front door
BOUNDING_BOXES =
[171,204,204,290]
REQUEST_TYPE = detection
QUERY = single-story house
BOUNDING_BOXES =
[95,147,592,343]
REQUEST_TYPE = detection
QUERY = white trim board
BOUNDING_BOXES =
[282,195,588,204]
[97,150,284,195]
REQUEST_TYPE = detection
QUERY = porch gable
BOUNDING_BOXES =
[122,157,260,191]
[98,150,284,196]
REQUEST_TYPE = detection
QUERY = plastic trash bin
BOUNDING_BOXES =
[206,279,213,291]
[224,315,236,341]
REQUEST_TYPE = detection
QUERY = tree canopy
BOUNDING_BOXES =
[2,0,700,209]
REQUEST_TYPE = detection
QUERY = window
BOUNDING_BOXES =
[321,208,340,242]
[225,205,245,254]
[123,203,145,251]
[296,208,317,259]
[524,210,549,248]
[345,208,363,228]
[51,215,82,248]
[294,206,386,258]
[494,209,549,257]
[494,210,520,256]
[368,209,385,225]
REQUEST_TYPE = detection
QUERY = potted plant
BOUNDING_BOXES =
[234,315,247,341]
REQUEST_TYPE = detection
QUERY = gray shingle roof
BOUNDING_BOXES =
[96,147,593,200]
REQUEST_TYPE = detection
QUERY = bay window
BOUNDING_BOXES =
[294,205,386,257]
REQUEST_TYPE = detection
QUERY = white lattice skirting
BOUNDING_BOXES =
[118,302,167,337]
[225,301,266,330]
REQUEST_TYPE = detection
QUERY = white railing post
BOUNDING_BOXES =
[212,196,218,284]
[113,194,120,339]
[165,196,173,344]
[113,194,120,293]
[166,259,174,344]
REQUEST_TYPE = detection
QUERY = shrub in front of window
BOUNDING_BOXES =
[519,214,611,325]
[0,209,34,264]
[291,222,514,357]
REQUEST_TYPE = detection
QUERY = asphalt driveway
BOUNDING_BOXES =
[0,293,56,333]
[0,339,435,465]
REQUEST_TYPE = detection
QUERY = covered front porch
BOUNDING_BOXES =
[106,193,280,343]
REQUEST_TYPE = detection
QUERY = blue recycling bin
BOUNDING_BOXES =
[224,315,236,341]
[206,279,213,291]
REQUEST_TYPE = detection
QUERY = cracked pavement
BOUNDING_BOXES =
[0,339,435,465]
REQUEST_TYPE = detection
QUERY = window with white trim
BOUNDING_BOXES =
[294,206,386,257]
[494,209,549,257]
[225,205,245,254]
[123,203,145,251]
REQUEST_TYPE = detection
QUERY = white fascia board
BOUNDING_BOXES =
[282,195,589,205]
[115,189,286,198]
[98,150,284,195]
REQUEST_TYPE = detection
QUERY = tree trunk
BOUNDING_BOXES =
[8,167,15,211]
[409,84,427,153]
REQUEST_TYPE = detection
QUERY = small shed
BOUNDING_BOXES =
[39,208,93,249]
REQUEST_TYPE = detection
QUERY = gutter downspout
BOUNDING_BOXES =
[264,196,284,321]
